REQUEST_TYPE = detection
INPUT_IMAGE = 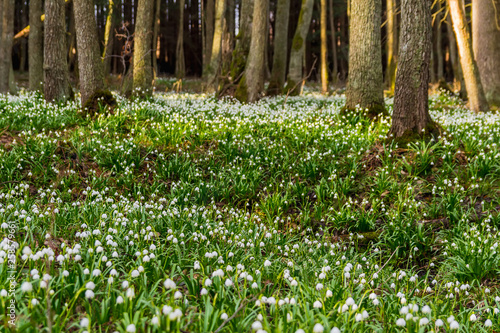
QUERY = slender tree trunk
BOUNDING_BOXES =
[103,0,120,76]
[133,0,155,95]
[385,0,397,91]
[19,1,28,73]
[389,0,437,140]
[473,0,500,106]
[44,0,72,102]
[152,0,160,79]
[328,0,338,85]
[221,0,234,74]
[267,0,290,95]
[320,0,328,93]
[344,0,384,116]
[175,0,185,78]
[203,0,226,92]
[447,0,489,112]
[285,0,314,95]
[74,0,111,111]
[67,4,78,75]
[29,0,44,91]
[203,0,215,75]
[229,0,253,83]
[0,0,15,93]
[435,0,444,81]
[235,0,268,102]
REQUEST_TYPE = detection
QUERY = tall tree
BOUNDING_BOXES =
[235,0,268,102]
[328,0,338,84]
[29,0,44,91]
[267,0,290,95]
[385,0,397,91]
[44,0,72,102]
[203,0,215,73]
[152,0,161,78]
[320,0,328,94]
[229,0,253,84]
[0,0,15,93]
[435,0,444,81]
[103,0,120,76]
[344,0,384,116]
[389,0,438,140]
[221,0,235,76]
[285,0,314,95]
[447,0,489,112]
[175,0,185,78]
[472,0,500,106]
[74,0,114,112]
[203,0,226,92]
[133,0,155,95]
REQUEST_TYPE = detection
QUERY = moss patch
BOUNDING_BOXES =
[387,120,442,147]
[234,74,248,103]
[82,90,117,117]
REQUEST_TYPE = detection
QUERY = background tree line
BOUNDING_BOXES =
[0,0,499,140]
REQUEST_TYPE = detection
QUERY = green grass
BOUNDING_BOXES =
[0,90,499,332]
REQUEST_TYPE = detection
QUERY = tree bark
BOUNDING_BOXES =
[152,0,160,79]
[285,0,314,95]
[345,0,384,116]
[435,0,444,81]
[44,0,72,102]
[0,0,15,93]
[328,0,338,85]
[203,0,215,73]
[389,0,437,140]
[267,0,290,95]
[103,0,120,76]
[175,0,185,78]
[220,0,234,76]
[385,0,397,91]
[203,0,226,92]
[229,0,253,83]
[472,0,500,106]
[74,0,110,110]
[447,0,489,112]
[235,0,268,102]
[29,0,44,91]
[133,0,155,95]
[320,0,328,94]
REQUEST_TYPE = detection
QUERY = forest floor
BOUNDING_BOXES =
[0,90,499,332]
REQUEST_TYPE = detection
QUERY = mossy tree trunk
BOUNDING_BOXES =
[152,0,161,79]
[175,0,185,78]
[133,0,155,95]
[203,0,215,74]
[320,0,328,94]
[103,0,120,76]
[345,0,384,116]
[472,0,500,106]
[44,0,72,102]
[285,0,314,95]
[0,0,15,94]
[29,0,44,92]
[74,0,111,111]
[389,0,437,140]
[328,0,338,85]
[220,0,234,76]
[435,0,444,81]
[235,0,268,103]
[203,0,226,92]
[447,0,489,112]
[385,0,397,92]
[267,0,290,95]
[229,0,253,84]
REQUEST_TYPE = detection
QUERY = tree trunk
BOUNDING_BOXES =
[133,0,155,95]
[285,0,314,95]
[435,0,444,81]
[389,0,437,140]
[472,0,500,106]
[203,0,215,73]
[385,0,397,91]
[235,0,268,102]
[320,0,328,94]
[44,0,72,102]
[19,1,28,73]
[328,0,338,85]
[152,0,160,79]
[345,0,384,116]
[175,0,185,78]
[447,0,489,112]
[103,0,119,76]
[267,0,290,95]
[74,0,111,111]
[203,0,226,92]
[0,0,15,93]
[220,0,234,76]
[29,0,44,91]
[229,0,253,83]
